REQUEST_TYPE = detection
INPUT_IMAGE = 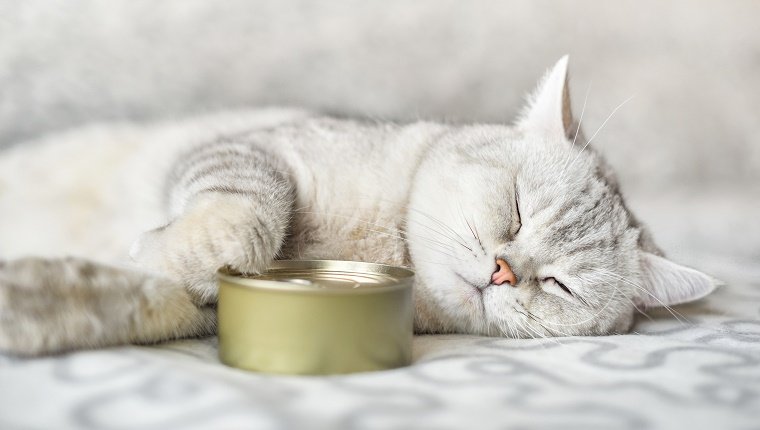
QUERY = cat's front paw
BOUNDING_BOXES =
[130,195,278,303]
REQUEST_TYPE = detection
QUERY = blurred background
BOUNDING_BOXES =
[1,0,758,276]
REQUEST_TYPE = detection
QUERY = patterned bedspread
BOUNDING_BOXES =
[1,262,758,430]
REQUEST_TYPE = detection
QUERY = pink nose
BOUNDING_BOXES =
[492,258,517,286]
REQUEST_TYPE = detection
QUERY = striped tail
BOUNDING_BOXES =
[0,256,216,356]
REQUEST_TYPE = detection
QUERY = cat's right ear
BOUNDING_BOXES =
[516,55,577,141]
[636,252,721,308]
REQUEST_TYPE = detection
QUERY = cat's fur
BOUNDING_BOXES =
[0,57,718,355]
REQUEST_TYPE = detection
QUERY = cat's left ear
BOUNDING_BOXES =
[516,55,576,140]
[636,252,721,308]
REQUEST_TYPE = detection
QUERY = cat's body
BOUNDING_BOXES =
[0,108,429,266]
[0,58,718,356]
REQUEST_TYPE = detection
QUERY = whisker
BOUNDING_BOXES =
[560,81,592,173]
[584,94,636,149]
[564,95,636,176]
[558,94,635,186]
[450,200,476,252]
[590,268,690,325]
[294,209,466,262]
[521,307,571,340]
[295,209,455,252]
[571,81,592,148]
[408,217,471,250]
[410,258,454,266]
[360,227,462,261]
[578,272,653,322]
[494,302,518,339]
[515,317,535,340]
[471,218,482,243]
[464,215,478,241]
[493,316,511,338]
[521,283,622,329]
[405,205,470,245]
[347,195,476,252]
[520,312,559,343]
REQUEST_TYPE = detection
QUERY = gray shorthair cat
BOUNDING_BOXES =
[0,57,717,355]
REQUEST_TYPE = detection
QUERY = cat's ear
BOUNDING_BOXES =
[636,252,721,308]
[516,55,576,140]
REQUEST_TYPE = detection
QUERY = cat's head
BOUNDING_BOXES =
[407,56,718,337]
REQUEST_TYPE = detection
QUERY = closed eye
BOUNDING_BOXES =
[541,276,591,308]
[513,187,522,236]
[542,276,571,295]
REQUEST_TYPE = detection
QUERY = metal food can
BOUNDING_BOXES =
[217,260,414,375]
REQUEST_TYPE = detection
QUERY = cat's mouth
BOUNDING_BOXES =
[453,271,490,293]
[453,271,488,316]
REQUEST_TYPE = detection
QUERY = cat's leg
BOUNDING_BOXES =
[129,141,295,305]
[0,257,216,356]
[0,141,293,356]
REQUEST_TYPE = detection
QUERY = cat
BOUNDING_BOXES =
[0,56,718,356]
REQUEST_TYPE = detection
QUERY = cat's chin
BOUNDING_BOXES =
[411,270,486,335]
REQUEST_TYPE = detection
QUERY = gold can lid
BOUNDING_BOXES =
[218,259,413,293]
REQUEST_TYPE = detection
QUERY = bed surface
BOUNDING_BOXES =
[1,276,758,430]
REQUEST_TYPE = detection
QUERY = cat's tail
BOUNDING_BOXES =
[0,256,216,356]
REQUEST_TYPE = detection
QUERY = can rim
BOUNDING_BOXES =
[218,259,414,294]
